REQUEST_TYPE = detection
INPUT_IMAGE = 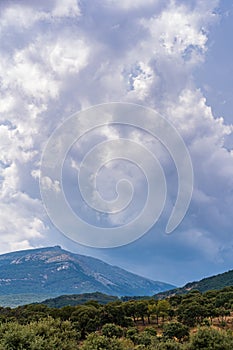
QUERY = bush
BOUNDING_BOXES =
[156,340,184,350]
[126,326,154,346]
[102,323,124,338]
[0,324,34,350]
[163,322,189,342]
[143,326,157,336]
[126,327,139,342]
[0,318,78,350]
[81,333,123,350]
[188,327,233,350]
[134,332,153,346]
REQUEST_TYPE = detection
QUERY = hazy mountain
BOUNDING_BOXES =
[0,246,175,297]
[155,269,233,298]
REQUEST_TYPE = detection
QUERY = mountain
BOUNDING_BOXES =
[0,246,175,297]
[155,269,233,299]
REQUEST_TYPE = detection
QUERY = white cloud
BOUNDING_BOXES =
[0,0,81,30]
[0,125,36,165]
[0,5,44,29]
[52,0,81,18]
[0,191,47,253]
[48,37,89,76]
[41,176,61,193]
[104,0,158,10]
[0,0,232,279]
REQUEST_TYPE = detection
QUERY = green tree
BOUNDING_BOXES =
[70,305,100,338]
[178,301,208,327]
[135,301,148,325]
[100,302,131,327]
[152,300,170,324]
[123,301,137,324]
[163,322,189,342]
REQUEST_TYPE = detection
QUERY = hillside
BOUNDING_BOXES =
[0,246,175,297]
[40,292,119,308]
[155,269,233,298]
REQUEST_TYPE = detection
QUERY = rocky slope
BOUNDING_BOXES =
[0,246,175,296]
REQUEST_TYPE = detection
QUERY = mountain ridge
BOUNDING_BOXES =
[37,269,233,308]
[0,246,175,297]
[154,269,233,298]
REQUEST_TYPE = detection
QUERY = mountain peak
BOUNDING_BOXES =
[0,246,175,297]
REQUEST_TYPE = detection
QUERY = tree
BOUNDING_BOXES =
[71,305,100,338]
[100,302,131,327]
[123,301,137,324]
[163,322,189,342]
[177,301,209,327]
[135,301,148,325]
[151,300,170,324]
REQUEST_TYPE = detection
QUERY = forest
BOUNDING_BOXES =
[0,286,232,349]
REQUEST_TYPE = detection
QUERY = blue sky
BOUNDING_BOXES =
[194,0,233,125]
[0,0,232,286]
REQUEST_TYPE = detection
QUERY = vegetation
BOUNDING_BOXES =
[155,269,233,299]
[0,286,232,348]
[40,292,119,308]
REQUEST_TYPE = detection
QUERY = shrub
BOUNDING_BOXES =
[157,340,184,350]
[143,326,157,336]
[102,323,124,338]
[188,327,233,350]
[163,322,189,342]
[126,327,139,342]
[81,333,123,350]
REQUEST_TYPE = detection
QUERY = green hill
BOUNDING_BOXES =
[155,269,233,299]
[40,292,119,308]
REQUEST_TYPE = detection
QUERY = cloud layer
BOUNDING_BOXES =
[0,0,232,284]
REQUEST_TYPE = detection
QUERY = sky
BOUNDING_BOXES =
[0,0,233,286]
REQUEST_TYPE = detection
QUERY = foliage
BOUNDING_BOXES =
[156,340,185,349]
[81,333,123,350]
[0,286,231,349]
[155,271,233,299]
[0,317,79,350]
[71,305,100,338]
[143,326,157,336]
[126,327,139,342]
[163,322,189,342]
[188,327,233,350]
[41,292,118,308]
[102,323,124,338]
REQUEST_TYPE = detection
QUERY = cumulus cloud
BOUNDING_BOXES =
[0,0,232,283]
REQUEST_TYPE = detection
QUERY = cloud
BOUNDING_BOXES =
[104,0,159,10]
[0,0,232,284]
[52,0,81,18]
[0,188,47,253]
